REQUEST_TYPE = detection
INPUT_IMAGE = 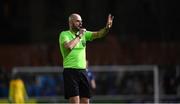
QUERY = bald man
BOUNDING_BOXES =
[59,13,114,104]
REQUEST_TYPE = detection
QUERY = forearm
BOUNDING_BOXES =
[93,27,110,39]
[91,80,96,89]
[99,27,110,37]
[64,36,81,50]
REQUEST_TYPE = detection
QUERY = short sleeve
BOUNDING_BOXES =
[85,31,93,41]
[59,31,70,45]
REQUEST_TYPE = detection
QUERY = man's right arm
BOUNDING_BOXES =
[63,29,86,50]
[64,36,81,50]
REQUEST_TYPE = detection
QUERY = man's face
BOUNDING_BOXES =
[70,15,82,31]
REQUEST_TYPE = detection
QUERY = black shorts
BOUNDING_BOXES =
[63,68,92,99]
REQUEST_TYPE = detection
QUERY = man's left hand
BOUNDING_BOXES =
[106,14,114,29]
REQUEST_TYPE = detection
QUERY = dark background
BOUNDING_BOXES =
[0,0,180,69]
[1,0,180,44]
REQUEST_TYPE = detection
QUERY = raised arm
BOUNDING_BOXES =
[64,29,86,50]
[92,14,114,39]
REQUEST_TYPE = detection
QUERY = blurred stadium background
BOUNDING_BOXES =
[0,0,180,103]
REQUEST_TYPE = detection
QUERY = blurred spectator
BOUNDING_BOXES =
[0,67,9,97]
[86,60,96,91]
[162,66,178,95]
[35,75,57,96]
[9,73,28,104]
[119,72,153,95]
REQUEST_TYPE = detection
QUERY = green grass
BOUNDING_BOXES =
[0,99,37,104]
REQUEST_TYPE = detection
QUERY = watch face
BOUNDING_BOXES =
[76,31,80,36]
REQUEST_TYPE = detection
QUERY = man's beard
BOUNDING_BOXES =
[72,25,81,32]
[72,27,79,32]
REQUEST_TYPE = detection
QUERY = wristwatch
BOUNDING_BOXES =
[75,31,81,39]
[76,35,81,39]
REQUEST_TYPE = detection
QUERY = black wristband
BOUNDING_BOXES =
[76,35,81,39]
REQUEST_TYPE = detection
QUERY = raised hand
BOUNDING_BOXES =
[106,14,114,29]
[76,28,86,38]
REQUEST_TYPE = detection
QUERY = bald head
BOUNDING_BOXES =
[68,13,82,31]
[68,13,82,22]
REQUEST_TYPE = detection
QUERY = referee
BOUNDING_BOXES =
[59,13,114,104]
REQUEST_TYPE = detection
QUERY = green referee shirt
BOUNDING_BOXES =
[59,30,93,69]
